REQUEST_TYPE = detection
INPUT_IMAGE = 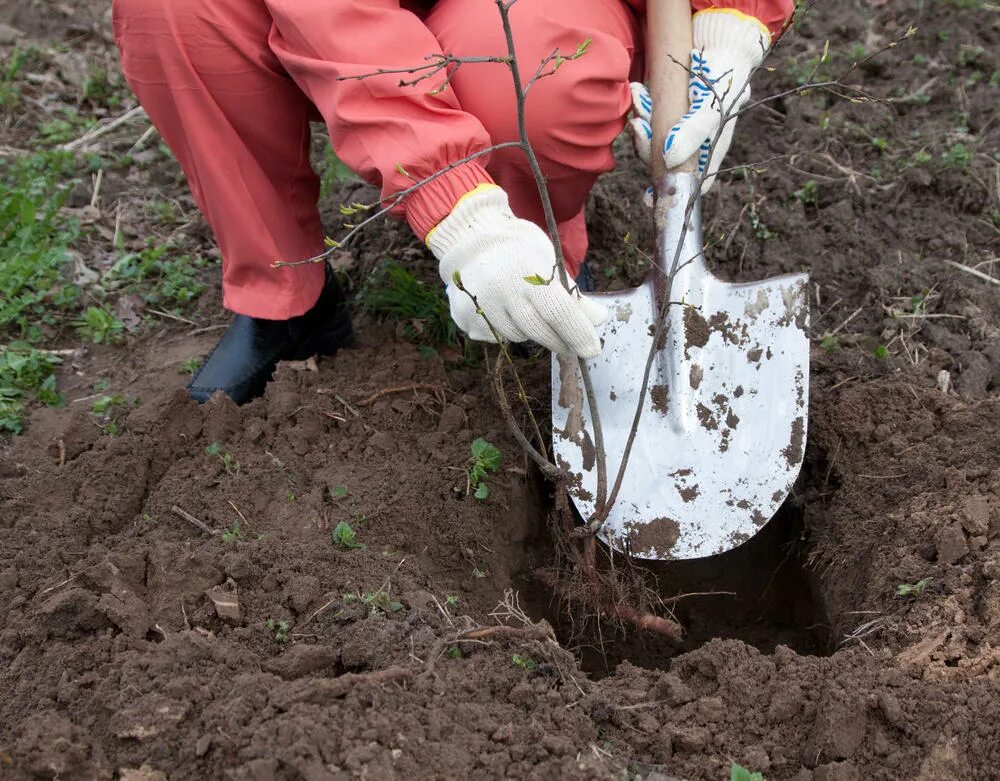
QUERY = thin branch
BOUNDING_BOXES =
[272,142,521,268]
[495,0,610,518]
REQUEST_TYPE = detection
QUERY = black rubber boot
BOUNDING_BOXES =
[574,261,596,293]
[187,266,354,404]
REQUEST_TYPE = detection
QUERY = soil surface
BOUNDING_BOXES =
[3,1,1000,779]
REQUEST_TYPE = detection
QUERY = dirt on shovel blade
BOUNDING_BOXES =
[3,1,1000,779]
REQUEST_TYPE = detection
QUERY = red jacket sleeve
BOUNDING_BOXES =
[626,0,793,38]
[265,1,495,241]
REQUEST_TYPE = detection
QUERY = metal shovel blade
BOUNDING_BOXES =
[552,172,810,560]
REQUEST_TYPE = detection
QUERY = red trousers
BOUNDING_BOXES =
[113,0,641,318]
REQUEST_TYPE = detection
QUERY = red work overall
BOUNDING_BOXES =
[112,0,789,319]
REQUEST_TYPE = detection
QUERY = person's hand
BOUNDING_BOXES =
[427,186,606,358]
[628,10,772,193]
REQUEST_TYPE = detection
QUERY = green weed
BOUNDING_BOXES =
[897,577,932,597]
[91,393,127,435]
[107,244,209,309]
[0,44,38,110]
[359,261,458,345]
[957,44,985,68]
[941,142,973,169]
[1,151,81,341]
[91,393,125,416]
[178,357,201,375]
[205,442,241,475]
[82,66,125,109]
[332,520,365,550]
[74,306,124,344]
[36,110,96,145]
[873,344,890,360]
[511,654,537,671]
[468,438,502,500]
[222,518,247,544]
[819,334,839,351]
[356,585,404,617]
[0,345,62,433]
[748,201,775,240]
[265,618,290,644]
[731,763,766,781]
[792,179,819,208]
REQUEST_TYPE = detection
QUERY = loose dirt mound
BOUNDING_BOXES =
[3,1,1000,779]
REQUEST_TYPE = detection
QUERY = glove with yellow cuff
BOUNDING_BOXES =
[427,185,606,359]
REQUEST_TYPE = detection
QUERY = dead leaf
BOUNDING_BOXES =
[114,294,146,333]
[206,578,241,623]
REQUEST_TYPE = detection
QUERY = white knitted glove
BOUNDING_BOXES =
[427,186,606,358]
[629,10,772,193]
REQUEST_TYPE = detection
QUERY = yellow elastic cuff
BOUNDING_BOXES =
[693,7,772,43]
[424,183,502,247]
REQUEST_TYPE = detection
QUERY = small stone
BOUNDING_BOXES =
[120,766,167,781]
[814,762,860,781]
[0,23,25,44]
[960,495,990,536]
[957,351,991,397]
[437,404,465,433]
[205,579,241,623]
[935,523,969,565]
[651,673,694,705]
[195,734,212,757]
[264,644,337,679]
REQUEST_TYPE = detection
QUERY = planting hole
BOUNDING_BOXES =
[521,479,831,678]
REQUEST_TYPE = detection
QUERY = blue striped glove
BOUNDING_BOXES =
[628,9,772,196]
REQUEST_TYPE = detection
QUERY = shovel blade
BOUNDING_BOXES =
[552,270,810,560]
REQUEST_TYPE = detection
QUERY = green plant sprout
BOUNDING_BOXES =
[792,179,819,208]
[332,520,365,550]
[221,518,247,544]
[897,577,932,597]
[0,345,62,433]
[819,334,839,352]
[74,306,125,345]
[358,586,404,617]
[511,654,537,671]
[205,441,240,475]
[731,763,766,781]
[178,357,201,375]
[265,618,290,644]
[468,438,502,500]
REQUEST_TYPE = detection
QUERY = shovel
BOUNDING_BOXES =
[551,0,810,560]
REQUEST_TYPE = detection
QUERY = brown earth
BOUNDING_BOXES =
[2,1,1000,779]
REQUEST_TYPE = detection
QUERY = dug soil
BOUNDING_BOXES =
[2,1,1000,779]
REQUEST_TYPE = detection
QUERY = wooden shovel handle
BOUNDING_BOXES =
[647,0,696,179]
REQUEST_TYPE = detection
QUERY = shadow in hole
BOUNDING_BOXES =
[522,489,832,679]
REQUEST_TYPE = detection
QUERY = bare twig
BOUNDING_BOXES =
[61,106,147,151]
[357,383,446,406]
[171,505,217,536]
[943,259,1000,287]
[272,142,521,268]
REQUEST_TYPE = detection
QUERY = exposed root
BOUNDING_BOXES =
[544,488,685,643]
[278,666,414,706]
[420,622,556,683]
[535,567,684,642]
[357,383,446,406]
